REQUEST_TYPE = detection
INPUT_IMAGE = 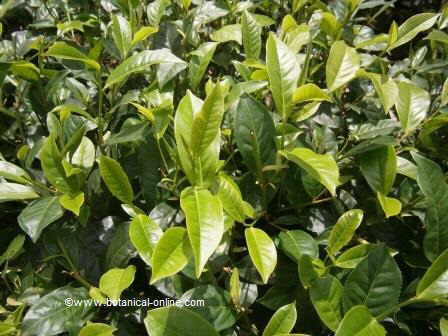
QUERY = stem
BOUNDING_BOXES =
[376,297,426,321]
[57,237,92,288]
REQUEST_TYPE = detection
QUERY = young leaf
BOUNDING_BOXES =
[335,244,376,269]
[281,148,340,196]
[180,187,224,278]
[292,84,331,104]
[18,196,64,243]
[377,193,402,218]
[441,318,448,336]
[262,303,297,336]
[144,306,219,336]
[211,24,242,44]
[242,11,262,60]
[71,136,95,170]
[310,275,343,331]
[111,15,132,59]
[245,227,277,284]
[230,268,241,307]
[131,26,158,47]
[188,42,218,90]
[59,192,84,216]
[396,82,430,135]
[343,246,402,316]
[129,214,163,266]
[99,265,136,300]
[388,13,439,50]
[98,156,134,204]
[45,42,100,70]
[266,33,301,119]
[150,227,190,284]
[79,323,116,336]
[326,41,360,92]
[335,305,386,336]
[328,209,364,255]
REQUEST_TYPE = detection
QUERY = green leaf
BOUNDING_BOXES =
[328,209,364,255]
[442,78,448,107]
[188,42,218,90]
[343,246,402,316]
[281,148,340,196]
[413,153,448,261]
[266,33,301,118]
[59,192,84,216]
[211,24,242,44]
[99,265,136,300]
[190,83,224,157]
[245,227,277,284]
[18,196,64,243]
[129,214,162,266]
[79,323,116,336]
[310,275,343,331]
[262,303,297,336]
[180,187,224,278]
[388,13,439,50]
[242,11,261,60]
[278,230,318,263]
[0,182,38,202]
[22,286,93,336]
[359,145,396,195]
[298,254,320,289]
[377,193,402,218]
[45,42,100,70]
[111,15,132,59]
[150,227,190,284]
[396,82,430,135]
[105,49,186,88]
[0,160,30,184]
[335,305,386,336]
[234,95,277,179]
[441,317,448,336]
[417,248,448,300]
[326,40,360,92]
[292,84,331,104]
[217,173,254,223]
[98,156,134,204]
[147,0,170,26]
[144,306,219,336]
[0,234,25,265]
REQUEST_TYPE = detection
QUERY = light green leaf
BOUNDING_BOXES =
[130,214,163,266]
[266,33,301,119]
[335,244,376,269]
[292,84,331,104]
[245,227,277,284]
[99,265,136,300]
[441,78,448,106]
[150,227,190,284]
[388,13,439,50]
[0,183,38,203]
[397,156,417,180]
[396,82,430,135]
[98,156,134,204]
[59,192,84,216]
[0,234,25,265]
[45,42,100,70]
[144,306,219,336]
[281,148,340,196]
[417,248,448,300]
[230,268,241,306]
[105,49,186,88]
[310,275,343,331]
[441,317,448,336]
[326,41,360,92]
[360,145,396,195]
[328,209,364,255]
[335,305,386,336]
[180,187,224,278]
[242,11,261,60]
[18,196,64,243]
[377,193,402,218]
[131,26,158,46]
[72,136,95,169]
[343,246,402,316]
[79,323,116,336]
[211,24,242,44]
[111,15,132,59]
[278,230,318,263]
[147,0,170,26]
[188,42,218,90]
[190,82,224,157]
[262,303,297,336]
[217,173,254,223]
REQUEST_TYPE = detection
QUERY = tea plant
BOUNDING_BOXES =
[0,0,448,335]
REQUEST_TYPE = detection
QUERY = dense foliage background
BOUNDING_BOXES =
[1,0,448,335]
